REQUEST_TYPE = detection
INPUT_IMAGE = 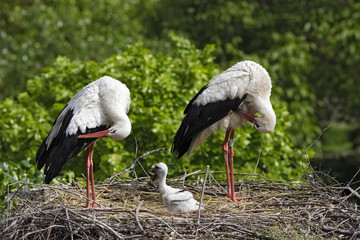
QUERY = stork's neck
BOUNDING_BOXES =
[157,171,169,195]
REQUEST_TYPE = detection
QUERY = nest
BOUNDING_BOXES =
[1,169,360,240]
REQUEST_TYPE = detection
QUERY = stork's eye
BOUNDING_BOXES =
[110,130,116,134]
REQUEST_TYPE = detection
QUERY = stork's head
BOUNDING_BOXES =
[107,122,131,141]
[254,112,276,133]
[233,60,276,133]
[149,162,168,178]
[238,101,276,133]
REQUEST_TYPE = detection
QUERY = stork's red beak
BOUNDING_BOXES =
[78,130,110,139]
[237,109,256,123]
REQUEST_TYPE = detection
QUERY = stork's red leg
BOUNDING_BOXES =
[228,128,243,203]
[84,144,92,208]
[222,127,246,203]
[87,142,97,208]
[84,142,97,208]
[222,128,232,196]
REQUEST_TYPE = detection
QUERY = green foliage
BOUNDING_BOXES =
[0,98,46,200]
[7,0,355,147]
[321,125,354,154]
[304,1,360,123]
[2,0,360,135]
[3,0,360,126]
[0,37,301,201]
[0,0,151,98]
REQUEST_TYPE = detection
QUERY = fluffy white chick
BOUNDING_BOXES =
[150,162,201,213]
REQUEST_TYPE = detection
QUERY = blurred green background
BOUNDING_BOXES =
[1,0,359,201]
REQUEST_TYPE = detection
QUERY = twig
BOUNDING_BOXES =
[133,157,149,181]
[181,170,272,181]
[65,208,74,240]
[347,168,360,186]
[0,169,18,181]
[304,125,331,154]
[344,185,360,200]
[38,183,105,208]
[5,182,25,218]
[105,147,169,183]
[253,136,263,176]
[47,208,61,240]
[322,225,360,236]
[70,209,124,239]
[208,172,227,193]
[196,165,209,226]
[134,137,139,159]
[132,138,139,179]
[19,225,66,240]
[151,215,184,239]
[182,169,189,189]
[135,200,144,231]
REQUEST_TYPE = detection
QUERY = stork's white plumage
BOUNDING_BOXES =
[172,60,276,202]
[150,163,201,213]
[36,76,131,208]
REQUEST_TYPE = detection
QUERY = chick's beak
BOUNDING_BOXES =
[148,166,157,176]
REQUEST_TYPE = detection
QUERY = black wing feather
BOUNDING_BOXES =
[172,94,247,159]
[36,108,107,184]
[184,84,209,114]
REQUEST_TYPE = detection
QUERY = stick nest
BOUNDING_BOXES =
[1,171,359,240]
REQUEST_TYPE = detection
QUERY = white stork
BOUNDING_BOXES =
[150,162,201,213]
[172,60,276,202]
[36,76,131,208]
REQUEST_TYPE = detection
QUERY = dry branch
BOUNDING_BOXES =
[196,165,209,226]
[135,200,144,231]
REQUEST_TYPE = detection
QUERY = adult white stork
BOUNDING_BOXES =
[36,76,131,208]
[172,60,276,202]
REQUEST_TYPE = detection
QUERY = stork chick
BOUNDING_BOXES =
[150,162,201,213]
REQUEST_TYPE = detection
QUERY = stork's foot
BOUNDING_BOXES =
[226,192,247,203]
